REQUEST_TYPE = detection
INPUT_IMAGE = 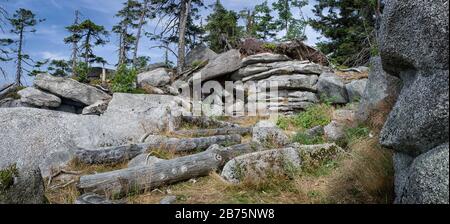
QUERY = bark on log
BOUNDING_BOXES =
[74,135,242,165]
[171,127,252,137]
[182,116,241,128]
[77,143,262,197]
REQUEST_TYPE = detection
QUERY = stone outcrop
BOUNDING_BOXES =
[0,165,46,204]
[200,49,241,81]
[137,68,171,88]
[185,45,218,66]
[0,94,184,176]
[357,57,402,122]
[18,87,61,108]
[34,73,111,106]
[378,0,449,204]
[317,72,348,104]
[345,79,367,102]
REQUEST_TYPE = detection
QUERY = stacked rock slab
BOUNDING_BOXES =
[378,0,449,204]
[235,53,328,114]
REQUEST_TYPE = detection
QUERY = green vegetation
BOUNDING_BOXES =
[310,0,378,66]
[277,104,333,131]
[73,62,89,83]
[262,42,277,51]
[111,64,137,93]
[292,132,324,145]
[0,164,18,192]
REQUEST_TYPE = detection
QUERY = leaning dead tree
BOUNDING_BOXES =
[74,134,242,165]
[77,143,261,197]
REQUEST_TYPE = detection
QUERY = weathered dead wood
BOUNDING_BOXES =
[171,127,252,137]
[75,193,116,204]
[77,143,262,197]
[74,135,242,165]
[181,116,240,128]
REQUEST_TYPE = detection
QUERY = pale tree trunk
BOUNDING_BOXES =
[71,10,80,76]
[15,26,23,86]
[132,0,150,67]
[176,0,191,75]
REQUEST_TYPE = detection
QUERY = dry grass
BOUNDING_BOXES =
[335,70,369,83]
[126,134,394,204]
[44,159,128,204]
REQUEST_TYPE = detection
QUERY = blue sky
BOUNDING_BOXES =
[0,0,324,86]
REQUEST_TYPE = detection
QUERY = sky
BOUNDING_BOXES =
[0,0,324,86]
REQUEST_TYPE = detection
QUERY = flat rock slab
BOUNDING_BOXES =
[241,53,290,66]
[221,147,301,183]
[200,49,241,81]
[34,73,111,105]
[18,87,61,108]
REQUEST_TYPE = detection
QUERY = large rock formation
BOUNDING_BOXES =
[0,94,184,176]
[18,87,61,108]
[317,72,348,104]
[137,68,171,88]
[0,165,46,204]
[378,0,449,204]
[34,73,111,106]
[185,44,218,66]
[200,49,241,81]
[357,57,402,122]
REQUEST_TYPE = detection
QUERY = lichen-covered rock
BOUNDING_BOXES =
[345,79,367,102]
[304,125,324,138]
[252,120,289,147]
[34,73,111,106]
[323,121,345,142]
[185,44,218,66]
[357,57,402,122]
[392,153,414,203]
[378,0,449,73]
[317,72,348,104]
[234,61,326,81]
[241,53,290,66]
[137,68,171,87]
[380,69,449,156]
[82,99,110,115]
[396,143,449,204]
[290,143,344,170]
[0,94,184,176]
[0,165,46,204]
[221,147,301,183]
[75,193,115,204]
[200,49,241,81]
[0,97,33,108]
[255,74,319,92]
[18,87,61,108]
[160,195,177,204]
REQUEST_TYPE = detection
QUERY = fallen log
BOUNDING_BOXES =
[74,134,242,165]
[77,143,262,197]
[182,116,240,128]
[171,127,252,137]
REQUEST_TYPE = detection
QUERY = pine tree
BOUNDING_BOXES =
[272,0,308,41]
[253,0,277,40]
[148,0,204,74]
[64,10,81,76]
[113,0,141,66]
[310,0,377,66]
[132,0,155,67]
[239,9,256,38]
[66,19,109,66]
[9,8,44,85]
[47,59,71,77]
[205,0,241,53]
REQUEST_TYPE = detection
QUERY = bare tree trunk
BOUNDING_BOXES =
[77,143,260,197]
[84,30,91,65]
[71,10,80,76]
[132,0,149,67]
[15,26,23,86]
[176,0,191,74]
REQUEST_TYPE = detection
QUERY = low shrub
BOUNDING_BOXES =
[292,132,324,145]
[111,64,138,93]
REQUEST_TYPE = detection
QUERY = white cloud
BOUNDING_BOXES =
[40,51,67,61]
